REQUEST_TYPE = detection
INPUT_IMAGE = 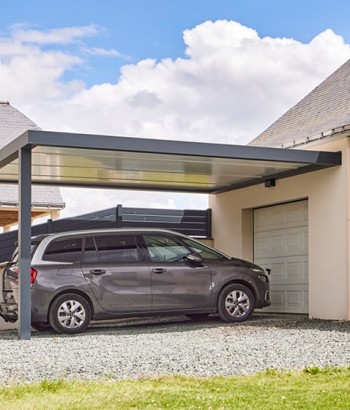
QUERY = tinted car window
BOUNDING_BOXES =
[94,235,139,263]
[43,237,83,263]
[83,237,99,263]
[143,235,190,262]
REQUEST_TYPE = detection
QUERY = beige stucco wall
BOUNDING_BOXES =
[209,135,350,320]
[198,238,214,247]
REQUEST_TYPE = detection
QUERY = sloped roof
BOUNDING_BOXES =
[0,101,41,146]
[0,101,64,207]
[0,185,64,208]
[249,59,350,147]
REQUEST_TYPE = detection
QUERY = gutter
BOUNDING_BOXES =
[282,124,350,149]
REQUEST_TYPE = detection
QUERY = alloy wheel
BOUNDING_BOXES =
[225,290,250,318]
[57,299,86,329]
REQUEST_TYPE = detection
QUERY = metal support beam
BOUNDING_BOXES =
[18,147,32,340]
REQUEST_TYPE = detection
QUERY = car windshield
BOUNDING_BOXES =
[182,238,229,261]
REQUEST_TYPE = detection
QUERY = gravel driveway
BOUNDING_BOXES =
[1,313,350,385]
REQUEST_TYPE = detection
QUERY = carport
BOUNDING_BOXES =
[0,129,341,339]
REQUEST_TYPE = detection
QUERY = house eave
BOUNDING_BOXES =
[281,124,350,149]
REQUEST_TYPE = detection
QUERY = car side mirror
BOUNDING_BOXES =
[185,253,203,266]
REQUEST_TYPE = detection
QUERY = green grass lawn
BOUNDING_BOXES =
[1,367,350,409]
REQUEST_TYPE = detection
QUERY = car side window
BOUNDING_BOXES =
[143,235,190,263]
[83,237,99,263]
[9,242,39,264]
[43,237,83,263]
[94,234,139,263]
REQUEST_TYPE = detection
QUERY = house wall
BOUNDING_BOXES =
[210,136,350,320]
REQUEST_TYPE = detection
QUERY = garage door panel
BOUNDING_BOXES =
[263,285,308,313]
[254,200,308,314]
[254,228,308,258]
[254,201,308,233]
[254,256,308,284]
[286,230,308,252]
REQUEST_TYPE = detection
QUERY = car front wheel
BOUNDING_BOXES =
[218,284,254,323]
[49,293,91,334]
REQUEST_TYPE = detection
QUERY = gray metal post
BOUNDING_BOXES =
[18,147,32,340]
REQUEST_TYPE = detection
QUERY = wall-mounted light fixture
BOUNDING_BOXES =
[264,179,276,188]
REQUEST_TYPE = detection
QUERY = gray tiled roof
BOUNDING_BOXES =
[0,101,41,147]
[0,101,64,208]
[0,185,64,208]
[249,59,350,147]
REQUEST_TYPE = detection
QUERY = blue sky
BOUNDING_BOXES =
[2,0,350,86]
[1,0,350,216]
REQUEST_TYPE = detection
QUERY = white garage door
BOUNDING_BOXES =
[254,200,308,313]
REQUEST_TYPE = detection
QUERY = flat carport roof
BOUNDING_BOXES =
[0,130,341,339]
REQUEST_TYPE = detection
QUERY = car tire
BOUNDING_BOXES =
[218,284,255,323]
[49,293,91,334]
[31,321,53,331]
[185,314,209,321]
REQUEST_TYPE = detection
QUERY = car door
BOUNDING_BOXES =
[141,233,212,311]
[82,233,152,313]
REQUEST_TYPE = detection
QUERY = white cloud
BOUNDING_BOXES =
[0,24,111,105]
[1,20,350,217]
[83,47,130,60]
[10,24,101,44]
[18,20,350,144]
[0,50,84,104]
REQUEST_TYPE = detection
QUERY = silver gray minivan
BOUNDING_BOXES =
[1,228,270,334]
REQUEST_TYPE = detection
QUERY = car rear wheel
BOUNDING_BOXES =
[185,314,209,321]
[218,284,254,323]
[31,321,53,331]
[49,293,91,334]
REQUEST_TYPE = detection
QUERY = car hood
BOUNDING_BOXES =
[223,256,265,272]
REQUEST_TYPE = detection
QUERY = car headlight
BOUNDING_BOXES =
[257,274,268,282]
[250,267,269,282]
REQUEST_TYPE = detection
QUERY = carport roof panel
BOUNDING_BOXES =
[0,130,341,193]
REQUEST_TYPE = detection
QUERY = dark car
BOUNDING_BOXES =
[0,228,270,334]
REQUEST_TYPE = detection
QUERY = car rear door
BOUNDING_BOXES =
[141,233,212,310]
[82,233,152,313]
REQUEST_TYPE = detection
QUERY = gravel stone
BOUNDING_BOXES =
[1,313,350,385]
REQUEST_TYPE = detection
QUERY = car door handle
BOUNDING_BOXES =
[152,268,167,274]
[90,269,106,275]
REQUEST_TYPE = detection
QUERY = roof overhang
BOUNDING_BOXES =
[0,130,342,194]
[0,208,60,229]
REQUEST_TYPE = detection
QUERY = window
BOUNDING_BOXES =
[94,235,139,263]
[143,235,190,263]
[10,242,39,264]
[83,237,99,263]
[43,238,82,263]
[182,238,227,260]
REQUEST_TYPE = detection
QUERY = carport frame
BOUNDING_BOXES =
[0,130,341,339]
